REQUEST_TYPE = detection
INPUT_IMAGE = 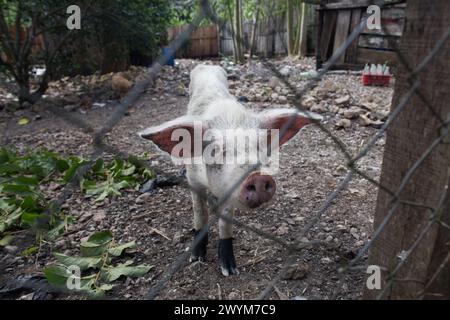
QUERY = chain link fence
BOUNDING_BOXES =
[2,0,448,300]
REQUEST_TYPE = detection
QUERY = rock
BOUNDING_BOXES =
[92,210,107,222]
[353,240,364,248]
[268,76,281,89]
[351,233,360,240]
[275,223,289,236]
[154,78,164,88]
[286,192,300,199]
[343,107,361,119]
[374,109,389,121]
[169,97,178,104]
[350,227,359,240]
[92,102,106,109]
[270,93,279,100]
[3,245,18,254]
[278,95,288,103]
[244,72,256,79]
[19,293,35,300]
[335,95,351,106]
[5,101,20,111]
[21,101,32,109]
[228,73,240,81]
[55,238,67,248]
[48,182,61,191]
[31,103,45,113]
[302,96,316,109]
[370,119,385,129]
[64,105,78,112]
[325,235,334,242]
[330,105,340,113]
[359,114,373,126]
[282,261,310,280]
[361,102,377,111]
[333,164,347,176]
[172,231,183,244]
[78,212,93,223]
[279,66,291,77]
[310,104,327,114]
[64,94,81,105]
[228,291,240,300]
[175,85,186,96]
[292,296,308,300]
[136,193,152,204]
[321,257,332,264]
[335,119,352,129]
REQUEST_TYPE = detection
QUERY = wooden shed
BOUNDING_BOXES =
[316,0,407,69]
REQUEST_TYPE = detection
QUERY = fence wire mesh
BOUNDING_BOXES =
[2,0,449,300]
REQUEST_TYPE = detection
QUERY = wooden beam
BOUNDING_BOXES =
[345,9,362,63]
[320,0,406,10]
[333,9,352,64]
[316,6,324,69]
[356,48,397,65]
[319,11,338,63]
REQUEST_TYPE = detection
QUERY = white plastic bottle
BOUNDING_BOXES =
[377,64,383,75]
[363,64,370,75]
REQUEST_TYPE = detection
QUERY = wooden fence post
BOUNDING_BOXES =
[364,0,450,300]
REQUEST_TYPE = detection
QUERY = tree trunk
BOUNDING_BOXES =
[249,0,262,59]
[234,0,244,63]
[286,0,294,56]
[364,0,450,300]
[226,1,238,63]
[299,3,309,57]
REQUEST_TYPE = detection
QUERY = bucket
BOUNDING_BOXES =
[162,47,175,67]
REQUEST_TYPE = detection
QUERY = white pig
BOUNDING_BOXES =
[139,64,321,276]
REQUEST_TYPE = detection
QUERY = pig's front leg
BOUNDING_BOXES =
[218,208,239,276]
[190,190,209,262]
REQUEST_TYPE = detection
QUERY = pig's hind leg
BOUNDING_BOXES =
[190,191,209,262]
[218,208,239,276]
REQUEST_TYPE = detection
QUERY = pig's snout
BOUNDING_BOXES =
[239,172,276,209]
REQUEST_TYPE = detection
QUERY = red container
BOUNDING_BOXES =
[362,74,391,86]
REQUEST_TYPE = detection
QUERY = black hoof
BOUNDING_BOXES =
[190,229,208,262]
[218,238,239,276]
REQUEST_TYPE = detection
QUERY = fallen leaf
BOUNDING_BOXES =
[18,118,29,125]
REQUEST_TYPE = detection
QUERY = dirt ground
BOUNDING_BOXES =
[0,58,393,300]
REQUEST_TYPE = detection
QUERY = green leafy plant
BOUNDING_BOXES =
[0,148,155,241]
[80,158,154,202]
[44,230,152,297]
[0,148,71,240]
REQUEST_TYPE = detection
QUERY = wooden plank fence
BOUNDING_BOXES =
[167,25,219,58]
[167,8,317,59]
[0,26,44,64]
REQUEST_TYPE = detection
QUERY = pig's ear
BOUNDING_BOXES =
[138,116,206,157]
[259,109,322,146]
